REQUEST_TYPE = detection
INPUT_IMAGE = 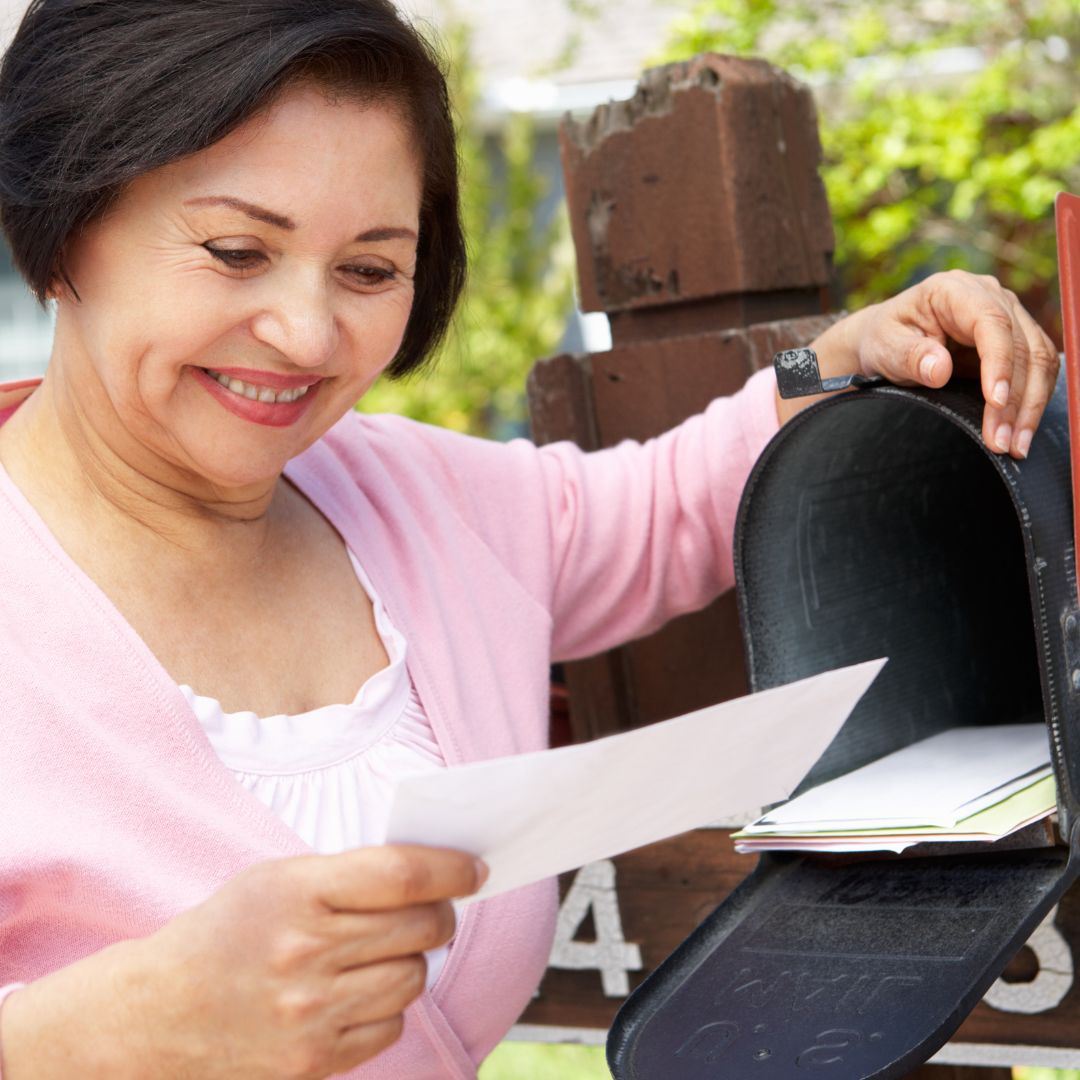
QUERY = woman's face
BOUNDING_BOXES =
[54,82,422,493]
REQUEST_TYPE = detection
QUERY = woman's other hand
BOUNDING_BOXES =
[785,270,1060,459]
[104,846,481,1079]
[1,849,479,1079]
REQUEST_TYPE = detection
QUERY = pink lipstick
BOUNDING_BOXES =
[190,366,322,428]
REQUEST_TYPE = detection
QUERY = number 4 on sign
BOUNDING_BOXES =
[549,860,643,997]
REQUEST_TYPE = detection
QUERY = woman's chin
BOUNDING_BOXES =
[179,445,296,496]
[172,415,328,493]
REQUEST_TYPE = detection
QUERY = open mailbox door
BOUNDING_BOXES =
[606,192,1080,1079]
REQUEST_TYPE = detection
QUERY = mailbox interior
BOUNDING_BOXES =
[736,388,1047,801]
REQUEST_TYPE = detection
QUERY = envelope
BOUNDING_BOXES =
[751,723,1051,832]
[384,658,885,901]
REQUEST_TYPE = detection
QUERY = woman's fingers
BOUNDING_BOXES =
[892,334,953,388]
[1005,293,1060,458]
[984,289,1033,454]
[329,1016,407,1077]
[332,955,430,1026]
[896,271,1057,458]
[922,273,1017,442]
[321,902,457,970]
[850,298,950,388]
[315,845,485,912]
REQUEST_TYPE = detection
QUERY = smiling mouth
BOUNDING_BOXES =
[201,368,313,404]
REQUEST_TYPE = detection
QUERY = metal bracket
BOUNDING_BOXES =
[774,347,886,400]
[1063,608,1080,693]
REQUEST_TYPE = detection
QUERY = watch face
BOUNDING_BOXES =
[774,347,822,398]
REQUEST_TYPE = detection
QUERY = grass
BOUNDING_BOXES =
[478,1042,609,1079]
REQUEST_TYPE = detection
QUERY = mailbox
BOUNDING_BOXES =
[607,194,1080,1079]
[609,371,1078,1078]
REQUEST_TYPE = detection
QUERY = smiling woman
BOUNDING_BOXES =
[0,2,1062,1080]
[43,84,424,487]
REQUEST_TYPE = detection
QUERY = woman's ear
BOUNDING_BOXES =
[45,257,81,304]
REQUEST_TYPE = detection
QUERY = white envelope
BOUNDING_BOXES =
[750,723,1051,832]
[384,658,886,902]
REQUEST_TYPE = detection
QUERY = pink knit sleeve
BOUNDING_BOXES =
[541,364,779,660]
[0,983,27,1080]
[354,364,780,663]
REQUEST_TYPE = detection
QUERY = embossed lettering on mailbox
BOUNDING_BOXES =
[674,1021,741,1064]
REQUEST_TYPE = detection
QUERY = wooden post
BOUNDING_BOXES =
[529,53,840,743]
[522,52,1073,1077]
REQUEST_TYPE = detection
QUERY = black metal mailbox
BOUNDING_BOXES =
[608,368,1080,1079]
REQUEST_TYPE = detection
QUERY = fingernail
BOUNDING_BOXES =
[1015,428,1033,459]
[996,423,1013,452]
[474,859,490,889]
[993,379,1010,406]
[919,355,939,383]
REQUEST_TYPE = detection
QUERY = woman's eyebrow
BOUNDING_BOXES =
[183,195,417,243]
[355,226,417,243]
[184,195,294,229]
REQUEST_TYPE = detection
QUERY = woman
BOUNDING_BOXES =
[0,1,1060,1077]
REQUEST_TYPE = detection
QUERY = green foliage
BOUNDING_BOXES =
[359,24,575,437]
[661,0,1080,330]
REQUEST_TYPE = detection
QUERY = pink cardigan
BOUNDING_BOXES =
[0,366,779,1078]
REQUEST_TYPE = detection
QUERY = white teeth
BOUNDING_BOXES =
[204,369,312,405]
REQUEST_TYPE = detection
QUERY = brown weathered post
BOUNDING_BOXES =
[523,54,1023,1079]
[529,52,840,742]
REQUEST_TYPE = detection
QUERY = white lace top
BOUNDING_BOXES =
[179,548,451,987]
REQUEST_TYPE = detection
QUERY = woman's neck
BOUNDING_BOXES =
[0,365,286,570]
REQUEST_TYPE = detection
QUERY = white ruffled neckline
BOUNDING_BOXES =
[179,549,414,774]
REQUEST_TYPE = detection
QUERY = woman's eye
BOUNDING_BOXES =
[344,265,396,287]
[201,246,395,286]
[203,245,264,270]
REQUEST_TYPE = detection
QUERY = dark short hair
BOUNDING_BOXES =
[0,0,466,378]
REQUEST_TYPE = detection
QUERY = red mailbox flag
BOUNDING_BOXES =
[1057,191,1080,606]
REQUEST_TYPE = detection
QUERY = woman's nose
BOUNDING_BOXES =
[249,271,339,369]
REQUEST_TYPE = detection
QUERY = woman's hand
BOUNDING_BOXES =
[3,849,479,1080]
[782,270,1061,459]
[116,846,482,1079]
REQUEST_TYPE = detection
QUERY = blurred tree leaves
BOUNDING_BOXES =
[359,24,575,437]
[661,0,1080,338]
